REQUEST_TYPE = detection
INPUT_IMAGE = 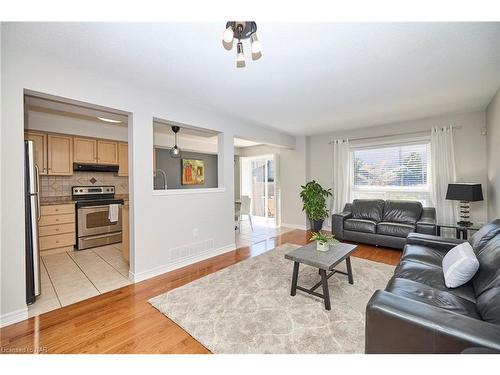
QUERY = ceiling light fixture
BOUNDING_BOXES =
[222,22,262,68]
[236,42,246,68]
[97,117,122,123]
[170,125,181,158]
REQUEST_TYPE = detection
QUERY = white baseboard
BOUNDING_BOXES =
[0,307,28,328]
[129,243,237,283]
[281,223,307,230]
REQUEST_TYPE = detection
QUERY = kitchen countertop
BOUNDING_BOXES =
[40,196,76,205]
[40,194,129,205]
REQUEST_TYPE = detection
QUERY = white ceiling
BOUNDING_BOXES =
[25,94,129,124]
[10,22,500,136]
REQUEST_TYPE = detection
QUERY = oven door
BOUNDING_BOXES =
[77,205,122,237]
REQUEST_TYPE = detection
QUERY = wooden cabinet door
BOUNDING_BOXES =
[74,137,97,163]
[97,140,118,165]
[47,134,73,175]
[24,131,47,175]
[118,142,128,176]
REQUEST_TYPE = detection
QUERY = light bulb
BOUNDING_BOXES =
[250,33,262,54]
[223,26,234,44]
[236,42,246,68]
[170,146,181,158]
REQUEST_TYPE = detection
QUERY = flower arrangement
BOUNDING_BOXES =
[310,232,337,251]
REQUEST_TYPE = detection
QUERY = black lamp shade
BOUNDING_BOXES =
[446,183,483,202]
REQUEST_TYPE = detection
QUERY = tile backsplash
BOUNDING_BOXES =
[40,172,129,197]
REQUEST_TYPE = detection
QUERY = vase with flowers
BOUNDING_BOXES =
[310,232,337,251]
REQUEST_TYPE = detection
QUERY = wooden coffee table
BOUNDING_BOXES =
[284,242,357,310]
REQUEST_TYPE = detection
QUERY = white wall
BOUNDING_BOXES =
[308,111,489,225]
[153,130,218,154]
[239,139,309,229]
[0,23,4,324]
[486,89,500,219]
[27,111,221,154]
[0,24,295,326]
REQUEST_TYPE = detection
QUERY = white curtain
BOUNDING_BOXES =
[430,126,457,228]
[332,139,351,214]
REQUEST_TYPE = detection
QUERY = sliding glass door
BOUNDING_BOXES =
[241,155,276,225]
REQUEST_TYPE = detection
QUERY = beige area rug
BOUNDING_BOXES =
[149,243,395,354]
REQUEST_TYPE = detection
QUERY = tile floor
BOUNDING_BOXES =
[28,243,130,318]
[235,217,294,248]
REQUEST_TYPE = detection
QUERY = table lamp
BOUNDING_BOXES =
[445,183,483,227]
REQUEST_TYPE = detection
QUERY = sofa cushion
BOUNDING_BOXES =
[394,260,476,302]
[442,242,479,288]
[468,219,500,253]
[351,199,385,222]
[344,218,377,234]
[386,278,481,319]
[377,222,415,238]
[472,234,500,296]
[401,244,446,267]
[475,278,500,324]
[469,232,500,324]
[382,200,423,225]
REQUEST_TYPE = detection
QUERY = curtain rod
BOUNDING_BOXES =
[327,125,462,144]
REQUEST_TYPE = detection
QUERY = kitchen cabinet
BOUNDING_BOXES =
[97,140,119,165]
[39,203,76,255]
[118,142,128,176]
[74,137,97,163]
[24,131,48,175]
[47,134,73,176]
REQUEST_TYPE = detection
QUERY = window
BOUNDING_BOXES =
[351,142,432,205]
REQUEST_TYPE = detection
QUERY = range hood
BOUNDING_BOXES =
[73,163,119,173]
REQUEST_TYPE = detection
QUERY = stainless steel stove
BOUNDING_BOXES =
[72,186,124,250]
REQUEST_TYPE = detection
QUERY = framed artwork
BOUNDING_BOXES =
[182,159,205,185]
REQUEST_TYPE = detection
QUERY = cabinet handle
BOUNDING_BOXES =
[55,228,59,232]
[55,240,59,244]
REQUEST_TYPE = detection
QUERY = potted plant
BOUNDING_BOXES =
[299,180,333,232]
[310,232,337,251]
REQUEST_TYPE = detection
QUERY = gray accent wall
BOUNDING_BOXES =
[154,148,218,190]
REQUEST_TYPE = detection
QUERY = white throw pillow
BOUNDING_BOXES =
[442,242,479,288]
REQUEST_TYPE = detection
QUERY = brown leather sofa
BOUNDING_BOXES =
[365,219,500,353]
[332,199,436,250]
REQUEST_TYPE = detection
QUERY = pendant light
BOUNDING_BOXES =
[170,126,181,158]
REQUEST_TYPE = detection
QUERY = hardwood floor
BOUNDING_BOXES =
[0,230,401,354]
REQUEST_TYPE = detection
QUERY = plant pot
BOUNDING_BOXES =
[316,241,329,252]
[310,219,324,232]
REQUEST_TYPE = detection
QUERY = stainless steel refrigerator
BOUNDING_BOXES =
[24,140,41,304]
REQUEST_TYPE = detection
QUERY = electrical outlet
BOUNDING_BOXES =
[193,228,199,238]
